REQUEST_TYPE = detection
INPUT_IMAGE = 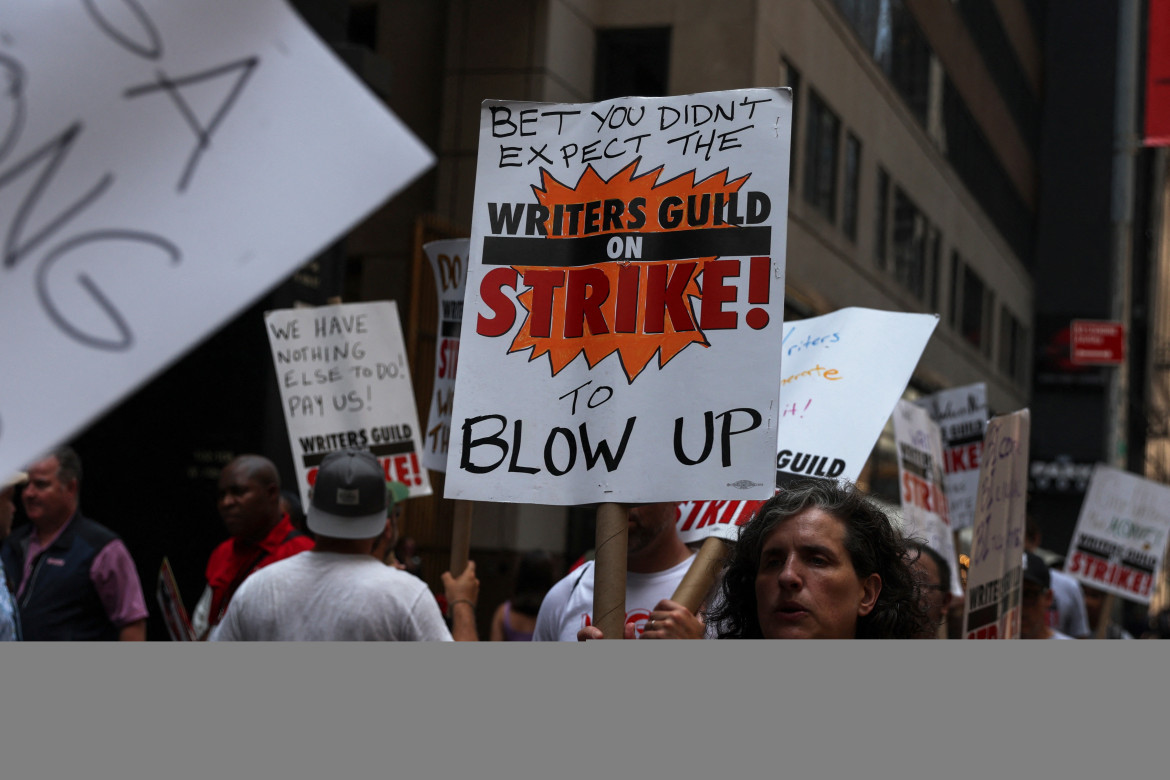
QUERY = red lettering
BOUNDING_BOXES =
[644,261,697,333]
[1090,558,1108,579]
[523,268,566,338]
[477,267,519,337]
[564,267,610,338]
[698,259,738,330]
[697,501,726,529]
[679,502,703,532]
[615,264,640,333]
[437,338,460,379]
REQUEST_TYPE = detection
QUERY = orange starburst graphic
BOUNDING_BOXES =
[504,158,752,383]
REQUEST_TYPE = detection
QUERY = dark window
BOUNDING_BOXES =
[893,187,927,299]
[346,3,378,49]
[929,228,942,312]
[803,89,840,223]
[595,28,671,100]
[783,58,802,191]
[960,263,988,353]
[875,166,890,269]
[843,133,861,241]
[999,305,1028,383]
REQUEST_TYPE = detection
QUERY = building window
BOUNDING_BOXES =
[594,28,671,100]
[955,261,993,356]
[803,89,840,223]
[929,227,941,312]
[892,187,927,300]
[999,305,1028,384]
[842,133,861,241]
[782,58,801,191]
[875,166,890,269]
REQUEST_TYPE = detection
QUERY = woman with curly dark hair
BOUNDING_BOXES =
[708,478,930,639]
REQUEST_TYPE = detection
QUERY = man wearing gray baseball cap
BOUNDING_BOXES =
[212,448,478,641]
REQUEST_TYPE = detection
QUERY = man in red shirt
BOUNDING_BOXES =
[191,454,314,638]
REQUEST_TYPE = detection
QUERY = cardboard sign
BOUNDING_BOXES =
[265,301,431,509]
[892,400,962,598]
[1063,464,1170,604]
[962,410,1030,639]
[917,383,987,530]
[156,557,195,642]
[446,88,793,504]
[0,1,433,480]
[775,309,938,483]
[421,239,470,473]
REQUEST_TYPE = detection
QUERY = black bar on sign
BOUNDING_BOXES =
[480,226,771,267]
[440,320,462,338]
[302,441,414,468]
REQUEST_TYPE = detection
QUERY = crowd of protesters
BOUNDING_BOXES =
[2,445,1166,641]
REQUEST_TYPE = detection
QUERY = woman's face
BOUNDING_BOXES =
[754,507,881,639]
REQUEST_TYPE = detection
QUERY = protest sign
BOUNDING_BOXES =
[917,383,987,530]
[962,410,1030,639]
[421,239,469,473]
[893,400,962,598]
[1063,464,1170,603]
[265,301,431,509]
[0,1,434,481]
[674,308,936,543]
[774,309,938,484]
[156,557,195,642]
[446,88,792,504]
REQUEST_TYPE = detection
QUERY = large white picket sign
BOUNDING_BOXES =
[1063,464,1170,604]
[265,301,431,511]
[892,400,962,598]
[676,307,936,544]
[963,410,1030,639]
[917,383,987,530]
[421,239,470,473]
[446,88,792,504]
[774,309,937,484]
[0,1,433,480]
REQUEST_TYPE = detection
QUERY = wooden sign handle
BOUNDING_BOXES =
[672,537,733,614]
[593,503,628,639]
[449,500,474,577]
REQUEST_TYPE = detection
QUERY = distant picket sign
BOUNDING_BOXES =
[0,1,433,480]
[421,239,470,473]
[917,383,987,530]
[265,301,432,512]
[1063,464,1170,604]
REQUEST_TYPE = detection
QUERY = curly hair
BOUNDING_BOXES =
[708,479,931,639]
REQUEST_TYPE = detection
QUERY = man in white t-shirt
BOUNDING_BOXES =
[212,448,478,642]
[533,502,704,641]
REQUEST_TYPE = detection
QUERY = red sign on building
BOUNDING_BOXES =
[1147,0,1170,146]
[1070,320,1126,365]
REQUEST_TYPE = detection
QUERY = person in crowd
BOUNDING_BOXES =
[1081,582,1133,639]
[280,490,311,540]
[1025,518,1089,637]
[1,471,27,640]
[907,540,954,638]
[1020,552,1075,639]
[212,448,478,641]
[0,447,148,640]
[707,478,930,639]
[371,480,410,569]
[538,502,705,641]
[490,550,556,641]
[190,454,315,639]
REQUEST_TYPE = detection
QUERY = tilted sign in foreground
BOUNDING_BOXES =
[0,0,433,479]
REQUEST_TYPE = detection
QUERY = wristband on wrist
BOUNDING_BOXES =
[448,598,476,616]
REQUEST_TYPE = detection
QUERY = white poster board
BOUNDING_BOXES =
[775,309,937,483]
[421,239,469,473]
[0,0,433,480]
[917,383,987,530]
[676,307,936,543]
[962,410,1030,639]
[265,301,432,510]
[446,88,792,504]
[892,400,962,598]
[1063,464,1170,604]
